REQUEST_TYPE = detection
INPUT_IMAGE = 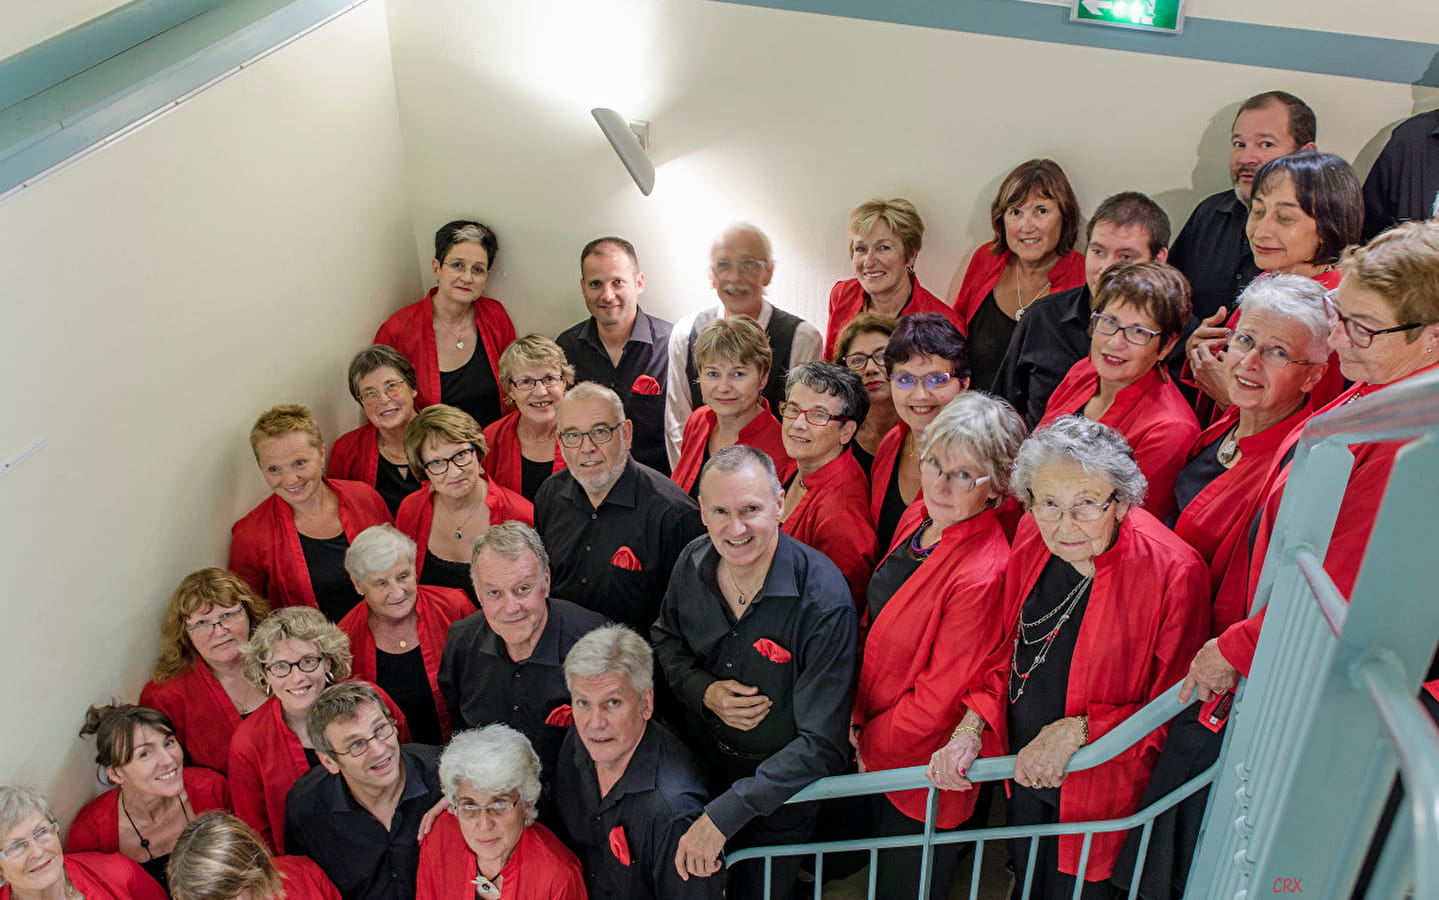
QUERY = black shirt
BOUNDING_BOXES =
[439,350,502,427]
[1171,432,1229,524]
[652,533,857,838]
[866,521,932,622]
[1168,190,1261,322]
[1362,108,1439,241]
[535,459,704,632]
[418,550,476,605]
[520,455,553,501]
[298,533,359,622]
[992,285,1095,428]
[375,647,442,746]
[374,455,419,517]
[851,441,875,477]
[555,723,721,900]
[875,459,909,557]
[285,744,443,900]
[557,309,674,475]
[966,291,1017,392]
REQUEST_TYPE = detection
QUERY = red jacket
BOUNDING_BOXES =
[228,479,392,610]
[854,509,1010,827]
[374,288,516,412]
[67,768,231,853]
[338,586,472,741]
[329,422,380,486]
[394,481,533,580]
[868,421,909,526]
[781,451,876,606]
[140,664,243,774]
[823,274,960,358]
[1039,359,1201,524]
[417,814,586,900]
[670,400,795,494]
[482,410,567,496]
[952,245,1085,333]
[275,855,343,900]
[0,853,166,900]
[973,512,1209,880]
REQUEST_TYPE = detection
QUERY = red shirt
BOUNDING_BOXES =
[952,245,1085,333]
[0,853,167,900]
[823,274,960,358]
[274,855,343,900]
[140,663,242,774]
[854,508,1010,826]
[482,410,566,496]
[373,288,516,412]
[228,479,392,610]
[329,422,380,486]
[416,815,587,900]
[868,421,909,527]
[781,451,876,606]
[670,400,795,495]
[67,768,231,853]
[394,480,533,580]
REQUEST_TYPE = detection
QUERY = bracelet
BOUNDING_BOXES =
[1074,715,1089,746]
[952,724,983,741]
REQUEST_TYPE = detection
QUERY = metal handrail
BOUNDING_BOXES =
[1295,549,1348,636]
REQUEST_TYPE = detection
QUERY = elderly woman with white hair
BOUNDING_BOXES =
[167,811,339,900]
[416,725,585,900]
[929,417,1209,897]
[337,524,473,745]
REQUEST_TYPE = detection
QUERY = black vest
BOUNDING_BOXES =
[685,308,804,415]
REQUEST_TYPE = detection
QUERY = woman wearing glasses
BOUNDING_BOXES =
[829,313,896,475]
[417,725,585,900]
[854,395,1025,899]
[482,335,573,501]
[930,417,1208,897]
[167,811,340,900]
[1038,263,1199,524]
[374,220,516,427]
[395,404,532,604]
[140,569,270,774]
[777,362,875,606]
[329,345,423,516]
[229,404,392,622]
[0,786,166,900]
[670,316,794,496]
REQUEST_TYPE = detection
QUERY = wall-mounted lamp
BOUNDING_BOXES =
[592,108,654,196]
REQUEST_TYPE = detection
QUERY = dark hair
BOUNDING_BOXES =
[434,220,499,267]
[346,345,418,403]
[1092,262,1192,342]
[80,704,176,769]
[1086,191,1171,256]
[989,159,1081,258]
[883,313,970,383]
[307,683,389,759]
[580,236,639,269]
[785,362,869,431]
[1236,90,1316,147]
[1250,151,1363,266]
[831,312,897,363]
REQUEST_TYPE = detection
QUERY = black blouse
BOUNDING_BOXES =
[297,533,359,622]
[866,521,934,622]
[1170,432,1229,526]
[967,291,1018,392]
[520,455,554,502]
[375,646,442,745]
[374,454,420,516]
[439,350,502,427]
[420,549,477,605]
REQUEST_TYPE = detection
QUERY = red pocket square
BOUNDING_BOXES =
[608,825,631,866]
[631,374,662,395]
[544,704,574,727]
[753,638,792,664]
[610,546,643,571]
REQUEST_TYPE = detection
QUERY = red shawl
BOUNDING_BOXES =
[823,274,960,357]
[952,245,1085,333]
[329,422,380,486]
[481,410,566,495]
[781,450,876,606]
[394,480,534,580]
[67,768,230,853]
[670,399,795,494]
[140,663,242,774]
[868,421,909,526]
[374,288,516,412]
[0,853,166,900]
[416,815,586,900]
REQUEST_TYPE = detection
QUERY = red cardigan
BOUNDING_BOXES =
[394,480,533,580]
[416,814,586,900]
[1039,359,1201,524]
[868,421,910,526]
[275,855,344,900]
[329,422,380,486]
[67,768,231,853]
[781,451,876,606]
[670,400,795,494]
[854,508,1010,827]
[823,274,960,358]
[482,410,567,496]
[228,479,392,610]
[338,585,472,741]
[952,245,1085,333]
[140,663,243,774]
[0,853,166,900]
[374,288,516,412]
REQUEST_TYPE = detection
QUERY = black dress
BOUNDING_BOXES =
[297,533,360,622]
[375,646,442,745]
[374,455,420,516]
[967,291,1018,392]
[439,351,502,427]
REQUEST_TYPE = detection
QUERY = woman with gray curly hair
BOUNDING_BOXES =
[929,416,1209,897]
[416,725,585,900]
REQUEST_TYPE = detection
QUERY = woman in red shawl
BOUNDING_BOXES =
[328,344,423,515]
[168,811,341,900]
[0,786,166,900]
[482,334,572,501]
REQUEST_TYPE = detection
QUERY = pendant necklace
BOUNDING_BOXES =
[723,560,765,606]
[436,315,472,351]
[449,498,485,540]
[1216,425,1241,467]
[1009,574,1093,703]
[120,789,191,861]
[1014,271,1049,321]
[473,871,503,898]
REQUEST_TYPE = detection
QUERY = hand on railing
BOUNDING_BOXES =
[674,813,725,881]
[927,732,981,791]
[1179,638,1240,703]
[1014,716,1087,789]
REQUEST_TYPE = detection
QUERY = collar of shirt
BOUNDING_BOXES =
[585,723,665,815]
[1060,285,1094,324]
[696,532,805,610]
[473,601,568,666]
[320,746,439,816]
[581,307,660,351]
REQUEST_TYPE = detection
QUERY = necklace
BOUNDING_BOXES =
[907,518,941,562]
[1013,269,1050,321]
[119,790,190,861]
[723,560,765,606]
[446,496,486,540]
[472,871,503,898]
[1216,425,1241,467]
[1009,574,1093,703]
[435,314,474,351]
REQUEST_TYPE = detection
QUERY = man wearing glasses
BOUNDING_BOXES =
[285,682,442,899]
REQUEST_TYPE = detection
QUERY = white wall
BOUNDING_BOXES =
[0,0,416,819]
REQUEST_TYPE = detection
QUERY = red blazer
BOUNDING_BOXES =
[974,512,1209,880]
[1039,359,1201,524]
[854,509,1010,827]
[670,400,795,494]
[374,288,516,412]
[67,768,231,853]
[823,274,960,358]
[0,853,167,900]
[394,480,533,580]
[482,410,566,496]
[868,421,909,526]
[338,585,472,741]
[952,245,1085,333]
[228,479,392,610]
[275,855,343,900]
[140,664,242,774]
[781,451,876,605]
[329,423,380,486]
[417,815,586,900]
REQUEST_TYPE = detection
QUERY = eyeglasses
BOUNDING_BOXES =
[1225,331,1318,368]
[185,608,246,634]
[444,260,488,278]
[1029,492,1118,523]
[336,721,397,758]
[451,798,522,820]
[890,372,956,391]
[264,655,324,678]
[1323,289,1424,349]
[920,457,990,493]
[779,401,849,426]
[842,350,886,371]
[557,423,622,448]
[423,446,478,476]
[510,373,564,392]
[360,380,409,404]
[0,822,59,860]
[1090,312,1162,346]
[711,257,767,276]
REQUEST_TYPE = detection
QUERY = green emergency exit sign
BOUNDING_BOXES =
[1071,0,1185,33]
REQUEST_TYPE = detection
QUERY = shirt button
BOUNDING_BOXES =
[585,545,591,552]
[591,513,598,520]
[725,662,733,669]
[581,577,588,584]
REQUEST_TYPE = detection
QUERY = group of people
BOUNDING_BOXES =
[6,88,1439,900]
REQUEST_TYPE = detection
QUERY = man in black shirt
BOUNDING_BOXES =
[285,682,442,900]
[653,445,857,900]
[556,237,674,475]
[1362,107,1439,241]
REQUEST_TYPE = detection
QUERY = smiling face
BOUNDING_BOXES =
[1084,221,1164,298]
[919,443,998,530]
[782,384,856,470]
[1230,101,1304,204]
[431,240,491,306]
[1029,458,1128,574]
[571,671,653,777]
[1088,300,1173,389]
[256,431,325,509]
[353,558,418,625]
[262,638,330,716]
[888,353,967,435]
[581,248,644,330]
[453,782,527,876]
[0,812,64,893]
[357,365,417,434]
[421,437,481,501]
[851,220,916,300]
[556,396,632,498]
[697,355,766,419]
[1225,308,1325,416]
[1248,174,1321,275]
[109,725,186,800]
[709,229,773,311]
[473,548,550,660]
[186,603,251,669]
[506,362,566,430]
[698,463,784,572]
[318,702,403,795]
[1003,192,1063,264]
